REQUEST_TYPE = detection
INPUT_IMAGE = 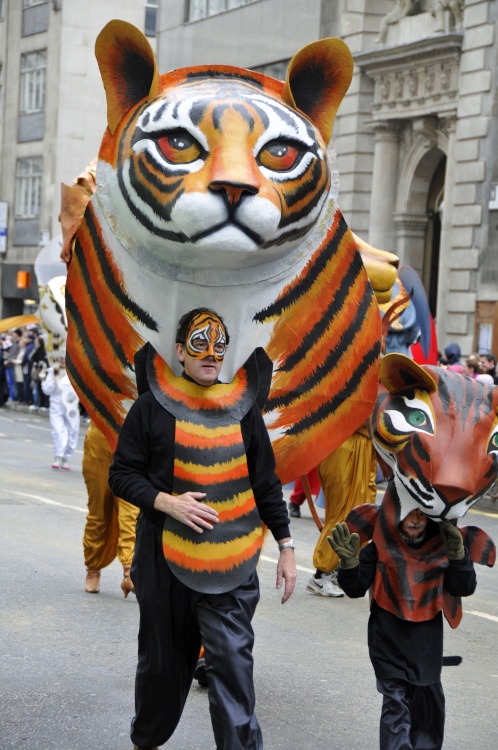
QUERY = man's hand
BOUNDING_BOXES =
[154,491,219,533]
[327,522,360,570]
[439,520,465,561]
[276,546,297,604]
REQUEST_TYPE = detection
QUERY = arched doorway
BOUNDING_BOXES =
[423,157,445,318]
[396,140,447,320]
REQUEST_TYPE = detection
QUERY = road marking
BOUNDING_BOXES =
[464,610,498,623]
[8,490,86,513]
[7,495,498,618]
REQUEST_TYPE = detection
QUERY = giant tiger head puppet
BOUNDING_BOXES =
[65,21,381,483]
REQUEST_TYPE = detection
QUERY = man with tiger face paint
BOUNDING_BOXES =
[177,310,228,386]
[109,308,296,750]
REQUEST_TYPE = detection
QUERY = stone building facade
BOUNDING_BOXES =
[0,0,157,317]
[2,0,496,355]
[158,0,498,356]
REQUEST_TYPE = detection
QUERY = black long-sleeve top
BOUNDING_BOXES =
[109,390,291,542]
[338,541,477,685]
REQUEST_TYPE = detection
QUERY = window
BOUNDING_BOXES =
[15,157,43,217]
[0,66,3,120]
[20,50,46,114]
[188,0,257,21]
[145,0,158,37]
[0,0,4,20]
[252,60,290,81]
[23,0,47,7]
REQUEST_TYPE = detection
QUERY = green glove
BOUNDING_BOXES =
[327,522,360,570]
[439,520,465,561]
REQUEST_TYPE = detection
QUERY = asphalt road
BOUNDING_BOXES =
[1,407,497,750]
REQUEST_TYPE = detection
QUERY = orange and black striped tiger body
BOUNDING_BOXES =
[65,20,381,483]
[371,353,498,521]
[144,345,269,594]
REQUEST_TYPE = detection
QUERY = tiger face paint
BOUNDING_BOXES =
[185,313,227,363]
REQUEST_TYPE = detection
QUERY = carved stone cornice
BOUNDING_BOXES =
[354,34,462,120]
[368,119,402,140]
[393,212,429,235]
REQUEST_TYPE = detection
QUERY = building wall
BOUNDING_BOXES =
[157,0,323,70]
[0,0,155,317]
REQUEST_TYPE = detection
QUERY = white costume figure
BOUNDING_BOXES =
[42,364,80,469]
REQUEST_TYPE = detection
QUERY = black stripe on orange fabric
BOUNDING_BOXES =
[66,287,124,392]
[281,253,364,372]
[254,212,346,321]
[175,441,246,466]
[66,353,121,434]
[268,334,379,426]
[85,205,158,331]
[174,474,250,503]
[173,475,251,504]
[282,158,324,209]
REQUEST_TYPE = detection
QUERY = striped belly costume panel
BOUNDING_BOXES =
[146,346,269,594]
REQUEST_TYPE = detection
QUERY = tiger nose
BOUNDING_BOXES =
[209,181,258,207]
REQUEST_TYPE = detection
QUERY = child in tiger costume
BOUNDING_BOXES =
[329,353,497,750]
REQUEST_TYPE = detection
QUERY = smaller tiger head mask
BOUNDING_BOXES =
[371,353,498,520]
[184,312,227,363]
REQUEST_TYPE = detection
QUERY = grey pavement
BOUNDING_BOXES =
[1,406,497,749]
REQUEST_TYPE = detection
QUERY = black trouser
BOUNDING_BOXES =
[130,513,262,749]
[377,678,445,750]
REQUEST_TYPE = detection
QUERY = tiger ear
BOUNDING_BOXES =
[95,20,161,135]
[380,353,437,393]
[281,38,354,144]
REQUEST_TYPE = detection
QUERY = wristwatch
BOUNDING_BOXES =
[278,539,296,551]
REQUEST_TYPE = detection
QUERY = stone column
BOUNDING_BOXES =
[367,120,401,252]
[392,213,429,278]
[435,116,457,346]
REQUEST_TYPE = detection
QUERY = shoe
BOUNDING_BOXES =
[329,569,341,587]
[121,564,135,598]
[61,458,71,471]
[85,570,101,593]
[51,457,62,469]
[288,501,301,519]
[194,657,208,687]
[306,574,344,597]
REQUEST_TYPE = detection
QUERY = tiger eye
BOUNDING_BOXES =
[158,133,202,164]
[408,410,427,427]
[259,142,301,172]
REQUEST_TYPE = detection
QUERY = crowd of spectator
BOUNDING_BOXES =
[438,343,498,385]
[0,326,49,410]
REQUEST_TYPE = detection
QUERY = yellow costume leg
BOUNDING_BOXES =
[82,422,119,572]
[313,426,377,573]
[116,496,139,566]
